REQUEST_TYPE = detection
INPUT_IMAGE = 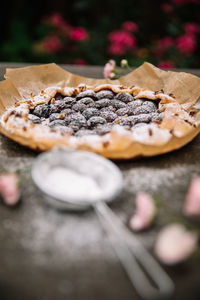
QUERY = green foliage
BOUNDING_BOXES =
[153,194,164,209]
[1,20,32,62]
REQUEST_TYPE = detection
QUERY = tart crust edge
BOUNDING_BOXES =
[0,120,199,159]
[0,84,199,159]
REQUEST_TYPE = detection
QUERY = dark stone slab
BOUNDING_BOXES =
[0,62,104,80]
[1,62,200,80]
[0,64,200,300]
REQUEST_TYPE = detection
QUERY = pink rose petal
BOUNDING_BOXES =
[49,13,67,28]
[155,224,197,265]
[184,23,200,35]
[176,34,196,56]
[108,43,125,56]
[42,34,62,54]
[74,58,88,66]
[184,177,200,216]
[108,30,137,49]
[129,192,156,231]
[70,27,89,42]
[122,21,139,33]
[103,60,116,79]
[0,173,20,206]
[158,60,175,69]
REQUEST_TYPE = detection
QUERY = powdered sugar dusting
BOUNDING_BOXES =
[112,124,132,137]
[69,134,103,149]
[43,166,102,201]
[132,124,172,145]
[124,164,193,194]
[19,205,115,264]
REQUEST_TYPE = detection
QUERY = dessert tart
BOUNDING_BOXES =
[0,82,199,159]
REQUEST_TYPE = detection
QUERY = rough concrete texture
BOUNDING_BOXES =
[0,65,200,300]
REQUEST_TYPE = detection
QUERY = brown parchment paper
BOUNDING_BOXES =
[0,62,200,159]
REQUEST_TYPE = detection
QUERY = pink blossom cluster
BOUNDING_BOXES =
[158,61,175,69]
[73,59,88,65]
[37,11,199,68]
[40,13,89,57]
[47,13,71,33]
[175,23,200,57]
[158,0,200,69]
[176,34,197,55]
[153,36,174,58]
[43,34,62,54]
[153,21,200,69]
[70,28,89,42]
[108,21,138,56]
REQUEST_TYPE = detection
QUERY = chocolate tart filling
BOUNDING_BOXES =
[28,90,163,137]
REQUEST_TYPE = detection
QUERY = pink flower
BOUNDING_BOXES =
[158,61,175,69]
[160,36,174,49]
[43,34,62,54]
[42,13,71,35]
[50,13,66,28]
[108,43,125,56]
[122,21,139,33]
[70,28,88,42]
[155,224,197,265]
[74,59,88,65]
[108,30,137,56]
[184,23,200,35]
[183,177,200,216]
[109,30,137,48]
[0,173,20,206]
[152,37,174,58]
[161,3,173,12]
[129,192,156,231]
[176,34,196,55]
[103,60,116,79]
[152,47,163,58]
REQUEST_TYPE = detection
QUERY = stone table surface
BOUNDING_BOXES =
[0,63,200,300]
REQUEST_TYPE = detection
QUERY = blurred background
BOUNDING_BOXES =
[0,0,200,69]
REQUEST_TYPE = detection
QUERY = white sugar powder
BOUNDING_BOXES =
[44,167,102,201]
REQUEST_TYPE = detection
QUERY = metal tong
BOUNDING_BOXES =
[94,201,174,300]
